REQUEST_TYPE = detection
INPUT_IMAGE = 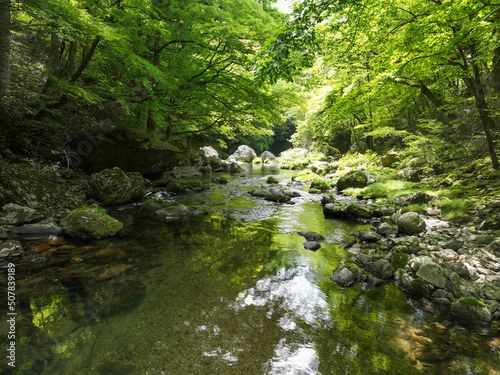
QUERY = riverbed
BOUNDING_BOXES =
[2,164,500,374]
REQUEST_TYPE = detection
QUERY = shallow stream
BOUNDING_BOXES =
[2,165,500,374]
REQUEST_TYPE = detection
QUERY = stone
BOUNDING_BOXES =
[304,241,321,251]
[14,218,61,238]
[249,186,299,203]
[448,272,481,299]
[229,161,245,173]
[443,239,463,251]
[435,249,459,262]
[228,145,257,162]
[377,222,398,237]
[380,153,399,167]
[266,176,279,184]
[396,168,421,182]
[330,264,360,287]
[297,231,325,241]
[61,208,123,238]
[391,253,410,270]
[155,204,190,218]
[416,263,446,289]
[0,203,44,225]
[359,230,381,242]
[0,225,14,239]
[0,240,23,257]
[483,285,500,301]
[444,262,470,279]
[89,168,145,206]
[200,146,219,158]
[95,264,134,281]
[74,127,180,177]
[86,276,146,317]
[396,212,426,234]
[343,203,373,218]
[392,237,421,255]
[336,170,368,191]
[450,298,492,323]
[0,163,83,218]
[392,191,430,207]
[260,151,276,161]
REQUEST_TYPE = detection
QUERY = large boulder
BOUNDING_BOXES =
[73,128,181,177]
[450,298,492,323]
[396,212,426,234]
[0,163,83,218]
[260,151,276,161]
[0,203,43,225]
[88,168,145,206]
[61,208,123,238]
[228,145,257,162]
[336,170,368,191]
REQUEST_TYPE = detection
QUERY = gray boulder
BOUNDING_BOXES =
[0,240,23,257]
[249,186,300,203]
[416,263,446,289]
[330,264,361,287]
[359,230,381,242]
[200,146,219,158]
[61,208,123,238]
[89,168,146,206]
[260,151,276,161]
[392,191,430,206]
[450,298,492,323]
[392,236,422,254]
[396,212,426,234]
[0,203,44,225]
[336,170,368,191]
[228,145,257,162]
[377,223,398,237]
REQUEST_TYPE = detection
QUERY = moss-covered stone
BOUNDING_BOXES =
[336,170,368,191]
[391,253,410,270]
[451,298,491,323]
[88,168,145,206]
[266,176,279,184]
[61,208,123,238]
[0,163,83,218]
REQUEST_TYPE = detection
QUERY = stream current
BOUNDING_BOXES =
[2,164,500,375]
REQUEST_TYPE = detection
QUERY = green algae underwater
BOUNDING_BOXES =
[3,165,500,375]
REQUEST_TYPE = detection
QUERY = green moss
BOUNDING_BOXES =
[266,176,279,184]
[455,297,486,307]
[433,198,472,219]
[252,157,262,164]
[72,205,107,215]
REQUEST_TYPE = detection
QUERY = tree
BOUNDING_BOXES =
[0,0,10,128]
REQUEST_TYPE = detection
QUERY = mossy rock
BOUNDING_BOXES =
[266,176,279,184]
[61,208,123,238]
[336,170,368,191]
[451,298,491,323]
[89,168,145,206]
[391,253,410,270]
[0,163,84,218]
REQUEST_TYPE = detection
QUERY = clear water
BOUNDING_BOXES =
[2,165,500,375]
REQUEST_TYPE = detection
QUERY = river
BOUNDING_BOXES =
[2,164,500,374]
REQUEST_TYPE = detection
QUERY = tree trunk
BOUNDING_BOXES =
[466,45,499,169]
[0,0,11,128]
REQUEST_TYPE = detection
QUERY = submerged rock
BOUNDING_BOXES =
[249,186,300,203]
[297,231,325,241]
[304,241,321,251]
[61,208,123,238]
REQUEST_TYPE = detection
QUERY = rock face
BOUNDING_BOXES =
[396,212,426,234]
[260,151,276,161]
[74,128,181,177]
[88,168,145,206]
[0,203,43,225]
[60,208,123,238]
[228,145,257,162]
[336,171,368,191]
[0,163,83,218]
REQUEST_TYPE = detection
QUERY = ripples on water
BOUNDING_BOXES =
[2,164,500,375]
